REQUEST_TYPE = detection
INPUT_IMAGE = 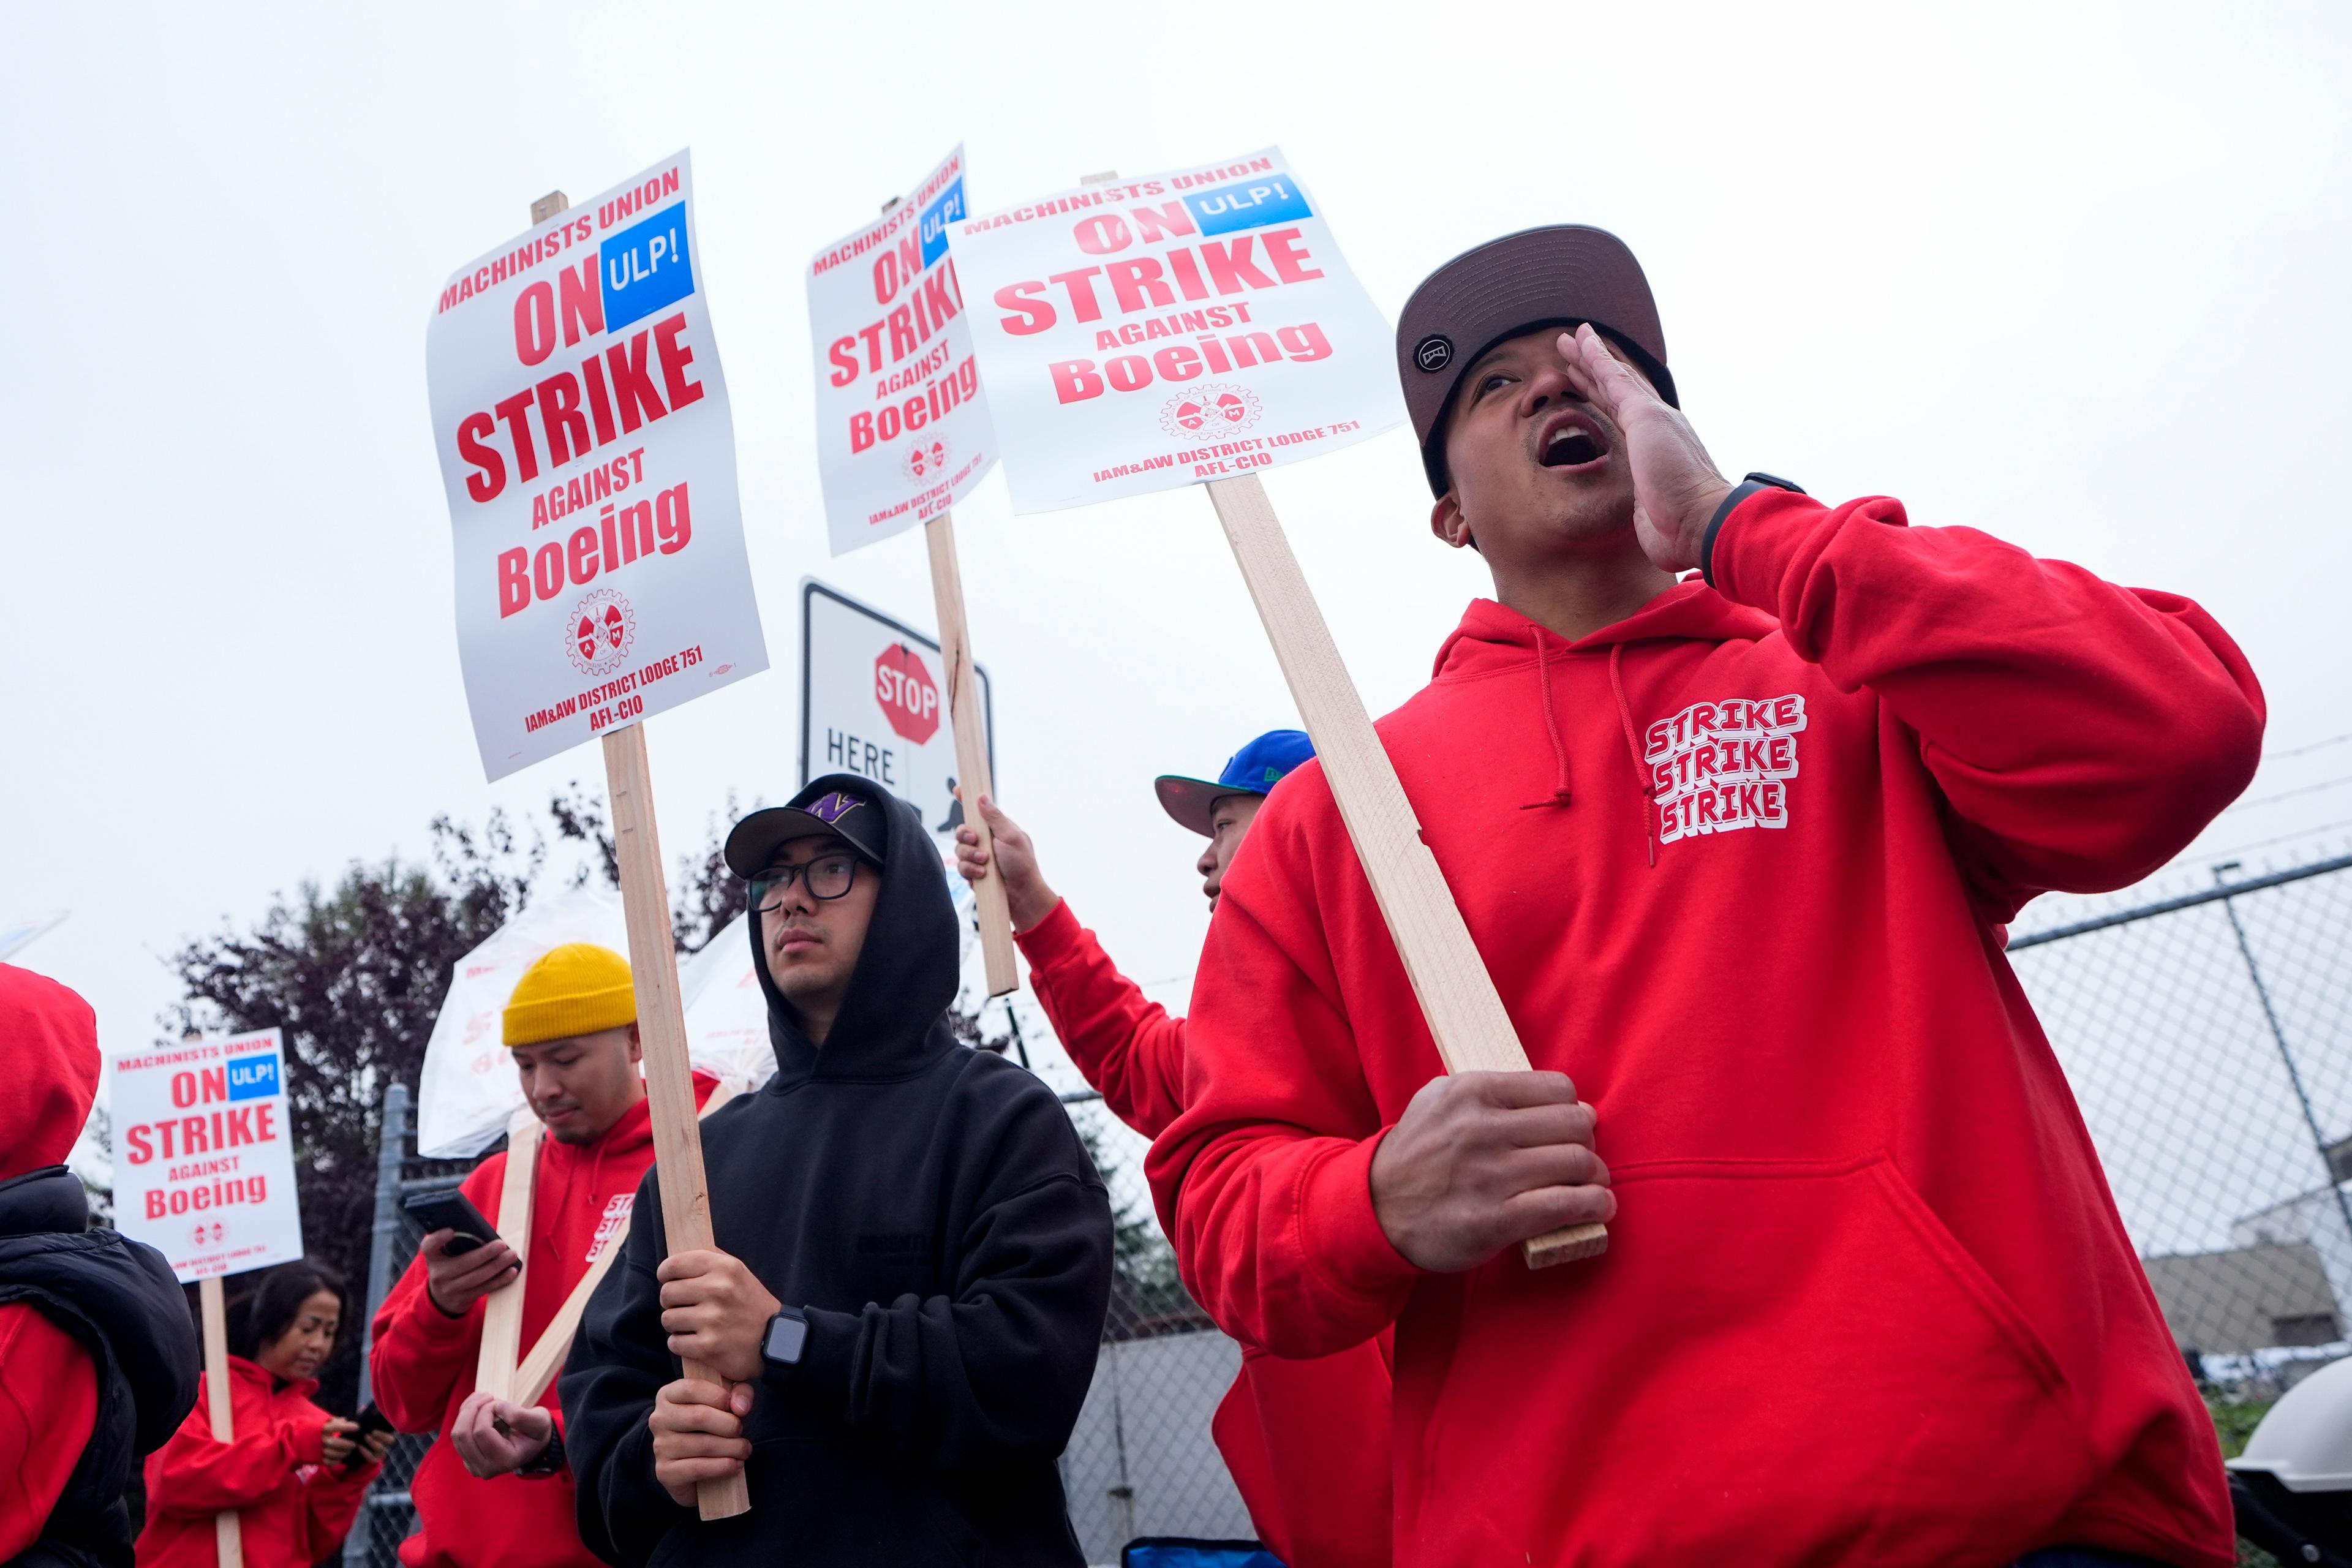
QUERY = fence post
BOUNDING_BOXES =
[2213,863,2352,1268]
[343,1081,410,1568]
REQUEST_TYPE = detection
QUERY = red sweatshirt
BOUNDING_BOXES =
[1147,492,2264,1568]
[0,1308,97,1559]
[0,963,105,1558]
[136,1357,374,1568]
[1021,901,1394,1568]
[368,1076,714,1568]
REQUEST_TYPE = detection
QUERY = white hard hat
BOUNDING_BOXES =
[2231,1357,2352,1493]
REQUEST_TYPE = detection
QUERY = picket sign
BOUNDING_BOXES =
[1077,173,1605,1269]
[198,1276,244,1568]
[518,189,750,1520]
[859,187,1014,997]
[510,1080,739,1409]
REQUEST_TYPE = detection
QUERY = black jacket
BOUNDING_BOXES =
[563,777,1114,1567]
[0,1166,201,1568]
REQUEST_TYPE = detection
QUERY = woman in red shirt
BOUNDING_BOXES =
[137,1259,391,1568]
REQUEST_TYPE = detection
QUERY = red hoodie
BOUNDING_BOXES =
[136,1355,375,1568]
[0,963,103,1558]
[368,1073,716,1568]
[1147,492,2263,1568]
[1020,902,1393,1567]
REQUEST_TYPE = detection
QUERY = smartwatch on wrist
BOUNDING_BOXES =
[1700,471,1807,586]
[762,1306,810,1374]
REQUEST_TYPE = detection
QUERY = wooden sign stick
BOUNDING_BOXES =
[529,184,749,1518]
[197,1275,244,1568]
[925,511,1018,995]
[513,1082,737,1409]
[474,1107,541,1403]
[602,720,753,1517]
[1076,176,1607,1270]
[870,195,1017,998]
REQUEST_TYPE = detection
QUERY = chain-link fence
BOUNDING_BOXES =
[346,853,2352,1564]
[342,1084,469,1568]
[2008,851,2352,1456]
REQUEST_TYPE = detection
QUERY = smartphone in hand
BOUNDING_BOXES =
[399,1189,500,1256]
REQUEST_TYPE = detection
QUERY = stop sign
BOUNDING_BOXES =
[873,644,941,745]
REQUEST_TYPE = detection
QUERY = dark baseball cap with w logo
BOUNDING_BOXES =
[724,775,891,877]
[1395,224,1676,496]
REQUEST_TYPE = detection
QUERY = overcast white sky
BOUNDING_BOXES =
[7,2,2352,1155]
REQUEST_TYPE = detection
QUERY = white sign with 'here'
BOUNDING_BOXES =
[799,579,992,857]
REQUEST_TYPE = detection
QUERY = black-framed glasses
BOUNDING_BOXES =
[752,853,858,911]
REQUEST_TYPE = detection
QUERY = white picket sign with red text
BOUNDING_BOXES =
[111,1029,304,1284]
[949,148,1405,512]
[807,146,997,555]
[426,149,767,782]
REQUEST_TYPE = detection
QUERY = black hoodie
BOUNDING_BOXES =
[0,1166,202,1568]
[562,777,1114,1568]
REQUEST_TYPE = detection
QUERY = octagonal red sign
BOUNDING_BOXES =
[873,643,941,745]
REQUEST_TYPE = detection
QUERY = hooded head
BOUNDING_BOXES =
[727,775,960,1082]
[0,965,101,1183]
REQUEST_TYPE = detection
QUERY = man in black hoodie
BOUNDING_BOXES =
[0,963,201,1568]
[562,776,1113,1567]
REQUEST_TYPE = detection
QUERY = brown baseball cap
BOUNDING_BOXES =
[1396,225,1675,495]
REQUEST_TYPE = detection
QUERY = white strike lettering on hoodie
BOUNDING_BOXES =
[1644,695,1808,845]
[587,1192,634,1262]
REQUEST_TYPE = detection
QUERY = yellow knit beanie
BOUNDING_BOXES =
[502,943,636,1047]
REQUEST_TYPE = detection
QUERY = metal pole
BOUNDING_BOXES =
[1001,995,1033,1071]
[2212,864,2352,1259]
[344,1080,410,1568]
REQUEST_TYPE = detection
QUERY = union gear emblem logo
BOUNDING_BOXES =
[901,437,951,484]
[564,587,637,676]
[1159,383,1262,439]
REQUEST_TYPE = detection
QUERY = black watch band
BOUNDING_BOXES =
[517,1425,565,1478]
[1700,471,1807,587]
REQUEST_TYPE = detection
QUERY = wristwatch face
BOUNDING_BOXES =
[764,1311,809,1366]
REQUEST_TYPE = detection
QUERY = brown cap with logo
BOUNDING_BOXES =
[1395,224,1675,496]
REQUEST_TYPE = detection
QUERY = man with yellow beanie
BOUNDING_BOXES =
[367,943,718,1568]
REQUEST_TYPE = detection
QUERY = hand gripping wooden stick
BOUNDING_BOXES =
[513,1082,737,1409]
[601,722,753,1516]
[1205,476,1607,1269]
[531,181,748,1514]
[1064,171,1604,1269]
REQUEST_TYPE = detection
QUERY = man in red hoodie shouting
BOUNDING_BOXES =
[1145,227,2264,1568]
[368,944,716,1568]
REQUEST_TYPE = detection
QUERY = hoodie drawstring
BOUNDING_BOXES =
[1608,641,1658,868]
[1520,625,1575,811]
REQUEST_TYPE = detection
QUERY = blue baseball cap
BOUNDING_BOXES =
[1155,730,1315,838]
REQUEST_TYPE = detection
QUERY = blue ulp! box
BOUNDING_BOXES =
[227,1054,281,1101]
[1183,177,1313,237]
[920,179,967,270]
[600,203,696,333]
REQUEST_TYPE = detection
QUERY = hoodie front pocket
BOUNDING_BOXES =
[1413,1152,2094,1568]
